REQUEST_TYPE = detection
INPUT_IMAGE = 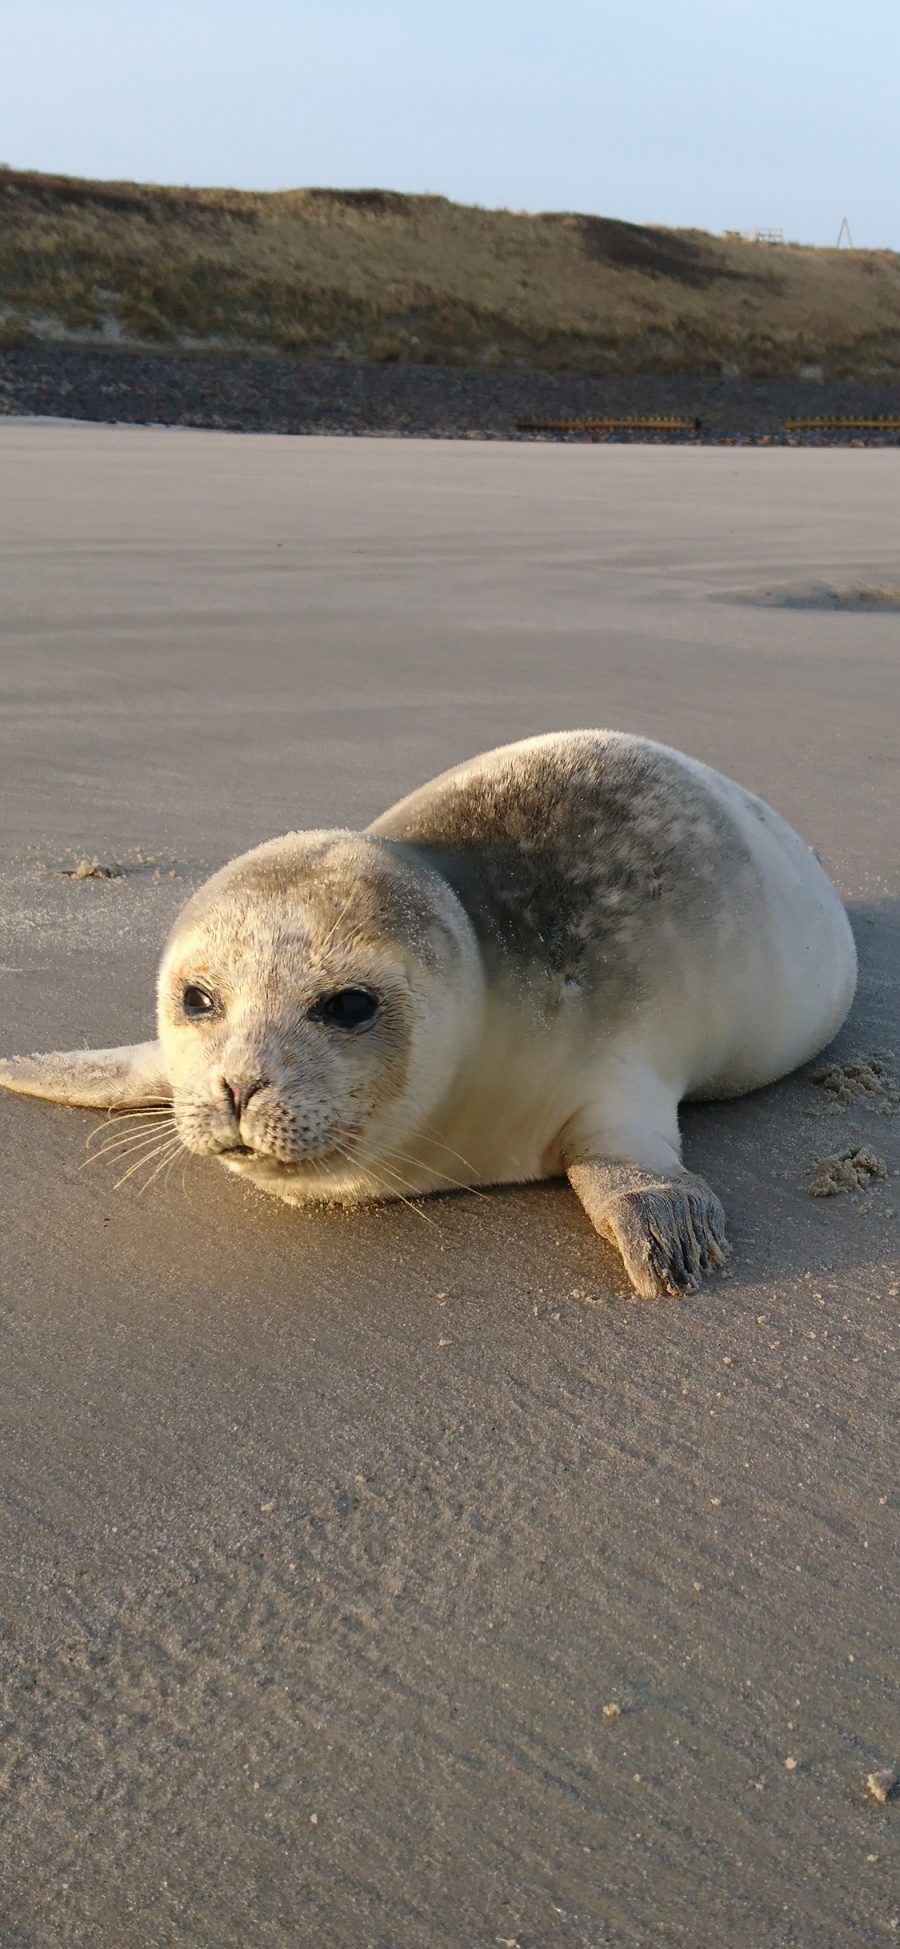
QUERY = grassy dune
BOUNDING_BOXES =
[2,168,899,377]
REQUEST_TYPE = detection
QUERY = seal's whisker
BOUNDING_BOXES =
[388,1147,490,1200]
[316,886,359,959]
[131,1142,182,1198]
[162,1141,187,1197]
[333,1142,440,1229]
[107,1097,172,1113]
[89,1115,177,1148]
[79,1126,179,1171]
[86,1126,175,1162]
[366,1175,440,1229]
[100,1113,172,1126]
[92,1100,173,1129]
[127,1139,184,1196]
[86,1108,174,1148]
[84,1122,177,1160]
[137,1138,187,1198]
[113,1137,183,1190]
[416,1126,485,1179]
[109,1133,180,1180]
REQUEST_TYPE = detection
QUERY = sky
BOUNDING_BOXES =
[3,0,898,249]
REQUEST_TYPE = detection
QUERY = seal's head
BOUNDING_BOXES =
[155,831,483,1200]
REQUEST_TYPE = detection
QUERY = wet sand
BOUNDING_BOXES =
[1,426,897,1948]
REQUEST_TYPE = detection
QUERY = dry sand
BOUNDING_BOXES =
[0,426,898,1949]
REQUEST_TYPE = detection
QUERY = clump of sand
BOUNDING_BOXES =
[865,1767,898,1804]
[808,1147,888,1197]
[810,1055,898,1110]
[66,857,121,880]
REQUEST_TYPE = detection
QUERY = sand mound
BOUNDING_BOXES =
[808,1147,888,1196]
[809,1056,899,1111]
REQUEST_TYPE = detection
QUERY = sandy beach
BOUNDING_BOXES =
[1,425,897,1947]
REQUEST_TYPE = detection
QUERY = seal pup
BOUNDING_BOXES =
[0,731,856,1298]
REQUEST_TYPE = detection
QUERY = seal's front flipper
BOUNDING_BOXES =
[568,1158,729,1299]
[0,1041,170,1109]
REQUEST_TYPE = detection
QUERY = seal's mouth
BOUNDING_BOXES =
[217,1143,354,1177]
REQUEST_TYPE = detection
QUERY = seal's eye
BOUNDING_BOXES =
[182,983,217,1019]
[310,988,379,1030]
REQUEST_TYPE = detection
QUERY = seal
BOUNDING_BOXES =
[0,731,856,1297]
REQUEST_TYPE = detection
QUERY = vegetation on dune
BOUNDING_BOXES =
[2,169,899,377]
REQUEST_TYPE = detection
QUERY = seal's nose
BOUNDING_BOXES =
[222,1076,267,1121]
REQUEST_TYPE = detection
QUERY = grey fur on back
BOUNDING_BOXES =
[372,731,758,995]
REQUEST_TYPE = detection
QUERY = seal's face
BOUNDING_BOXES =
[155,832,481,1199]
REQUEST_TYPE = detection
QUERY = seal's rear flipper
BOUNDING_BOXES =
[0,1041,170,1109]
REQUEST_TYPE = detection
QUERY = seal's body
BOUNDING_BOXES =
[0,732,856,1297]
